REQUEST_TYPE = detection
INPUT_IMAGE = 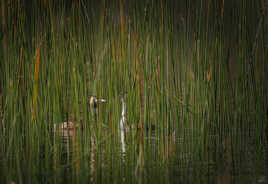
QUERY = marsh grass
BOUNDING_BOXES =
[0,0,267,183]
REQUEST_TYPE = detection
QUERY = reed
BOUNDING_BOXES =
[0,0,267,183]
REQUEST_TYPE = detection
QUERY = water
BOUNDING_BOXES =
[40,128,268,184]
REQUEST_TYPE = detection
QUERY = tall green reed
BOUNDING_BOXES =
[0,0,267,183]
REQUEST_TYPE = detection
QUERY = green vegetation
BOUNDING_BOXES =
[0,0,267,183]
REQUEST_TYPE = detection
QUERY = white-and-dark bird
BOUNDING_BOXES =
[90,96,106,115]
[119,94,127,129]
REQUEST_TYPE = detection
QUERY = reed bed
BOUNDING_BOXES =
[0,0,267,183]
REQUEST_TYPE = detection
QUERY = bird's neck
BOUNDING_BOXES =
[121,102,126,117]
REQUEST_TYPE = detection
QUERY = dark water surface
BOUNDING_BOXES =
[45,129,268,184]
[0,126,267,184]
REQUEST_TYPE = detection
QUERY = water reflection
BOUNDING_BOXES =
[216,134,231,184]
[119,94,127,159]
[53,128,97,183]
[50,124,268,184]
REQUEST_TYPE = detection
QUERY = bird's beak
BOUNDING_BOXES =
[98,98,106,103]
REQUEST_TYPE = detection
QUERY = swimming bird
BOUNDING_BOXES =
[119,94,127,128]
[54,96,106,131]
[119,94,156,133]
[90,95,106,119]
[119,94,137,133]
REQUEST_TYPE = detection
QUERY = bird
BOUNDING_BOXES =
[119,94,127,131]
[90,95,106,119]
[54,96,106,132]
[119,93,136,133]
[119,94,156,133]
